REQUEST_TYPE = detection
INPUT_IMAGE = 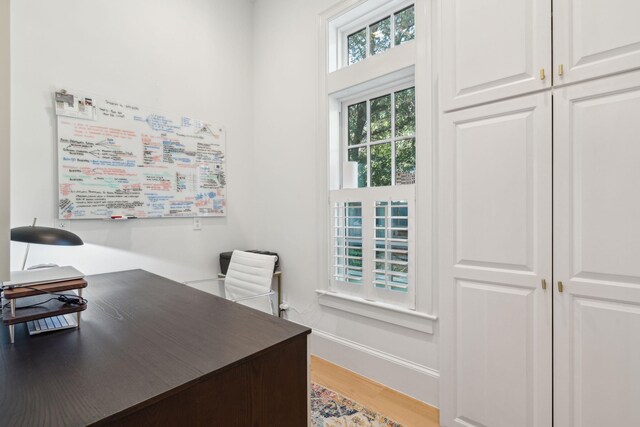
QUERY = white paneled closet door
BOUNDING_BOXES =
[439,92,552,427]
[441,0,551,111]
[554,0,640,85]
[553,70,640,427]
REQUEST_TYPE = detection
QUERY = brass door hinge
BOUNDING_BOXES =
[558,281,564,293]
[558,64,564,77]
[541,279,547,290]
[540,68,546,80]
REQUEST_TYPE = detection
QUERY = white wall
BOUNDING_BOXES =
[252,0,439,405]
[10,0,256,283]
[0,0,9,281]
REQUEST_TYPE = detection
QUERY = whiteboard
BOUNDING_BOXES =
[56,91,226,219]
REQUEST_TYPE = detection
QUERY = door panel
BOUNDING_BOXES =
[455,110,534,271]
[456,280,535,427]
[440,93,552,427]
[554,70,640,427]
[555,0,640,85]
[441,0,551,111]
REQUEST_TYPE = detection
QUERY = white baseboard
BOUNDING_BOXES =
[311,329,440,407]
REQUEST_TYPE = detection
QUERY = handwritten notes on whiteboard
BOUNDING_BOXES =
[56,92,226,219]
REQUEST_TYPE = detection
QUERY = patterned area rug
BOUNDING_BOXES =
[311,382,403,427]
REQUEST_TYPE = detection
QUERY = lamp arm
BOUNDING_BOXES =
[21,244,31,271]
[21,217,37,271]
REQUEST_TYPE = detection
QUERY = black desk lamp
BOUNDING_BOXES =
[11,218,84,270]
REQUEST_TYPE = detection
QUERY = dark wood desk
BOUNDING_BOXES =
[0,270,311,426]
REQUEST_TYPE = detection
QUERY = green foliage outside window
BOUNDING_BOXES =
[346,86,416,188]
[394,6,415,45]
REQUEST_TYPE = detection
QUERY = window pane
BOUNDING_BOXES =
[348,28,367,65]
[347,147,368,188]
[346,269,362,280]
[346,238,361,248]
[391,217,408,228]
[390,241,408,251]
[394,5,415,46]
[348,248,362,258]
[348,258,362,267]
[391,205,408,216]
[391,263,408,273]
[389,251,408,262]
[391,229,408,240]
[347,227,362,238]
[369,17,391,56]
[395,138,415,185]
[390,275,408,286]
[370,95,392,141]
[347,204,361,218]
[347,217,362,228]
[348,101,367,146]
[395,87,415,137]
[370,143,392,187]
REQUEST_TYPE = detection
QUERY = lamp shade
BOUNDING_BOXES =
[11,226,84,246]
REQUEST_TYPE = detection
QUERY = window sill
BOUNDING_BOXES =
[316,289,437,334]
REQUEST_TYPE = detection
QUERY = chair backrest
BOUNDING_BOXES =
[224,250,276,314]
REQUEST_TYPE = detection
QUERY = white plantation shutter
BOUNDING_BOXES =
[330,186,415,308]
[332,201,363,285]
[373,200,409,292]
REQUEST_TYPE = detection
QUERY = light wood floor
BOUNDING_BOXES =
[311,355,440,427]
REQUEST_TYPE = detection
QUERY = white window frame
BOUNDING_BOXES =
[318,0,436,332]
[327,0,414,72]
[341,2,416,68]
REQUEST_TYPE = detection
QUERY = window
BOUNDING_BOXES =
[346,5,415,66]
[321,0,431,319]
[343,85,416,189]
[330,82,416,309]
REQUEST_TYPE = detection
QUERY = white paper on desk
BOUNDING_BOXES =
[3,266,85,287]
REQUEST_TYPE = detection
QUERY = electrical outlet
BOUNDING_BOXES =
[193,217,202,230]
[56,220,70,229]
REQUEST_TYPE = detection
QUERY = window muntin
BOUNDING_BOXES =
[343,86,416,189]
[344,5,415,67]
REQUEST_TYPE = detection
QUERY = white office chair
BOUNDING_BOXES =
[223,250,277,315]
